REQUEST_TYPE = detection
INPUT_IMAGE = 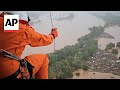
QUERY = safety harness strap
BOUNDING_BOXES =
[0,49,34,79]
[0,49,21,61]
[2,62,34,79]
[3,68,20,79]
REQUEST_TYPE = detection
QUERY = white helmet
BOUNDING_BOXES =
[4,11,28,22]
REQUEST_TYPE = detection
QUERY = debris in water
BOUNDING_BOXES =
[76,72,80,76]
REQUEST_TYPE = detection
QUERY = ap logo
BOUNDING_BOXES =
[4,15,19,32]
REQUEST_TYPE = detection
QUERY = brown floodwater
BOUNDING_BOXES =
[72,69,120,79]
[21,11,105,58]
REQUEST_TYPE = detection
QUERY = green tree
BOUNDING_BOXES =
[111,49,118,54]
[116,42,120,47]
[82,64,89,71]
[48,25,104,79]
[106,42,115,50]
[71,59,81,70]
[55,60,73,79]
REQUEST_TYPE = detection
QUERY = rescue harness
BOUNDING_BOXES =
[0,49,34,79]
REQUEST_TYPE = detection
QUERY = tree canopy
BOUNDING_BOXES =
[48,26,105,79]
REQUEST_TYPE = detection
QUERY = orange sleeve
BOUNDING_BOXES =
[26,26,54,47]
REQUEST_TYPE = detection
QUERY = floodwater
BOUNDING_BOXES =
[72,69,120,79]
[22,11,105,58]
[1,11,120,58]
[98,26,120,50]
[1,11,120,78]
[98,26,120,57]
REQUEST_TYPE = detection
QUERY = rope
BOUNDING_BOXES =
[49,11,55,52]
[49,11,54,29]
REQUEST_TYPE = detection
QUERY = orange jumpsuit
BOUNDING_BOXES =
[0,17,54,79]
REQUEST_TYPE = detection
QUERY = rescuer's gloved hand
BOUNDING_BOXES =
[51,27,58,39]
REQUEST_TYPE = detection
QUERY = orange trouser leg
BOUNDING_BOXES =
[24,54,49,79]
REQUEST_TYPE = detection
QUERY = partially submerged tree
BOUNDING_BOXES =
[106,42,115,50]
[111,49,118,54]
[116,42,120,48]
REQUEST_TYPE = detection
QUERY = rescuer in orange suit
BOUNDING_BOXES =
[0,11,58,79]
